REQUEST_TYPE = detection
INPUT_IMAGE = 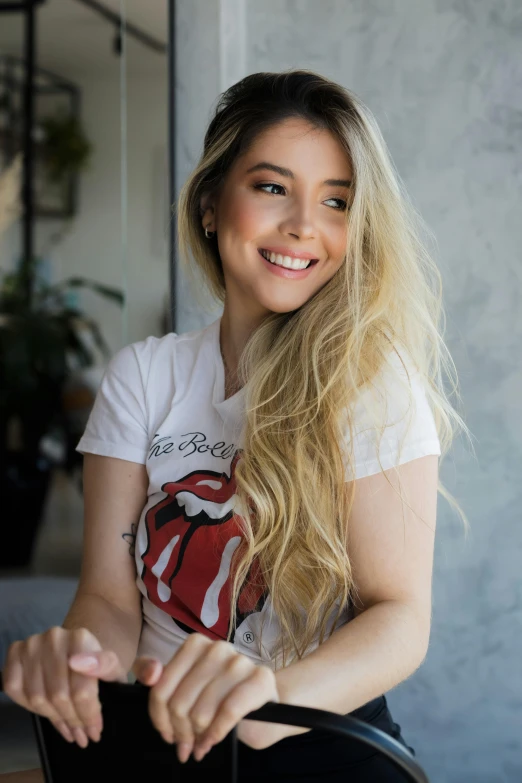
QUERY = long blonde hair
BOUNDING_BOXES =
[177,69,474,668]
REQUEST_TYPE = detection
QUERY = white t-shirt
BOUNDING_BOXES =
[76,316,441,670]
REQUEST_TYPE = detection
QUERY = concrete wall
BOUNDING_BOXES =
[175,1,522,781]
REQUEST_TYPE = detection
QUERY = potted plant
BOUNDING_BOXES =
[0,158,124,569]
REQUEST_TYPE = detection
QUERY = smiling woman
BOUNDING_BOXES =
[2,69,472,783]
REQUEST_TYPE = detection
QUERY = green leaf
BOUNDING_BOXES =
[45,276,125,305]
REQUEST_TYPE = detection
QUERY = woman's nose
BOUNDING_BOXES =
[279,199,317,239]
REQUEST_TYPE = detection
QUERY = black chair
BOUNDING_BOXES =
[1,674,430,782]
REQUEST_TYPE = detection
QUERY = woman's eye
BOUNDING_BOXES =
[254,183,347,211]
[255,182,285,196]
[324,197,348,211]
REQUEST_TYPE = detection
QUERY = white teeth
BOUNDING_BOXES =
[260,249,312,269]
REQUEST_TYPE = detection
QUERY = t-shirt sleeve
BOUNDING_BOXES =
[343,348,442,481]
[76,342,151,464]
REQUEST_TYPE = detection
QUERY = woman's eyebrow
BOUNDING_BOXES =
[246,161,351,188]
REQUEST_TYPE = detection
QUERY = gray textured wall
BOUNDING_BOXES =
[175,2,522,781]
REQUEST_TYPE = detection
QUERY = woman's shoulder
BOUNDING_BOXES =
[110,321,212,368]
[105,321,217,400]
[102,332,179,381]
[128,320,216,365]
[357,341,425,403]
[129,331,179,365]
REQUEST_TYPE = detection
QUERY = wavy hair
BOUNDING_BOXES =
[176,69,474,668]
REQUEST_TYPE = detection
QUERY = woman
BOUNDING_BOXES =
[2,69,471,782]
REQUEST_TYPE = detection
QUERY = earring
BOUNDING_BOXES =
[204,227,216,239]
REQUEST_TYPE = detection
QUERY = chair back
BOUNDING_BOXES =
[1,674,430,782]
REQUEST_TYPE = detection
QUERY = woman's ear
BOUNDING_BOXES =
[199,191,216,230]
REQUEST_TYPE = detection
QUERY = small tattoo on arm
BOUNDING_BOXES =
[122,523,137,557]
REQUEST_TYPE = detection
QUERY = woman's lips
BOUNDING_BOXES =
[258,249,317,279]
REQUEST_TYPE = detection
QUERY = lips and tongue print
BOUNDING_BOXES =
[141,451,267,642]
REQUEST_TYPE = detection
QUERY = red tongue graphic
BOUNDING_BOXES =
[141,450,267,640]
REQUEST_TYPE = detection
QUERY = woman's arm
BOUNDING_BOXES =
[62,453,149,673]
[274,455,438,732]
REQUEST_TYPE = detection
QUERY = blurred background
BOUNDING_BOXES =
[0,1,521,781]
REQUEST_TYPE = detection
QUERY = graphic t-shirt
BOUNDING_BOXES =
[76,316,441,670]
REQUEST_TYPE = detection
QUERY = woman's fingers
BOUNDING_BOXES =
[27,634,92,736]
[48,718,75,743]
[66,644,128,742]
[189,654,256,760]
[147,637,211,751]
[4,643,76,745]
[145,634,277,764]
[194,664,278,754]
[131,656,164,686]
[66,647,107,739]
[24,653,68,728]
[189,653,255,737]
[4,632,99,748]
[68,649,127,682]
[42,635,99,738]
[166,640,244,761]
[3,648,33,713]
[2,627,131,749]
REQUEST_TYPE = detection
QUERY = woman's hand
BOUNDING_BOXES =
[131,633,283,763]
[3,627,128,748]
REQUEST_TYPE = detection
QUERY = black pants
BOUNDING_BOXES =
[237,695,416,782]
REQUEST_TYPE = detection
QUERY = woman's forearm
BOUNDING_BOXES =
[62,591,142,674]
[275,599,429,733]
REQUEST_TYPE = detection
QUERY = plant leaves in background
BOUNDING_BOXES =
[40,113,92,182]
[0,255,123,461]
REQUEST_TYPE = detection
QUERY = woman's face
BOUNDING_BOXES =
[201,117,353,319]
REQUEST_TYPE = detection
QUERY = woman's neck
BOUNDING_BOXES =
[219,308,267,381]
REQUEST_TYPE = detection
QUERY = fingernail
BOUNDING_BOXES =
[70,655,98,670]
[177,742,192,764]
[200,743,213,759]
[73,727,89,748]
[86,725,101,742]
[145,662,159,680]
[194,744,210,762]
[55,722,73,743]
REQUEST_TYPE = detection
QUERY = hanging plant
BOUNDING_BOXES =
[40,112,93,182]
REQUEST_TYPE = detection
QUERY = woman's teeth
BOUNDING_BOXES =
[260,249,312,270]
